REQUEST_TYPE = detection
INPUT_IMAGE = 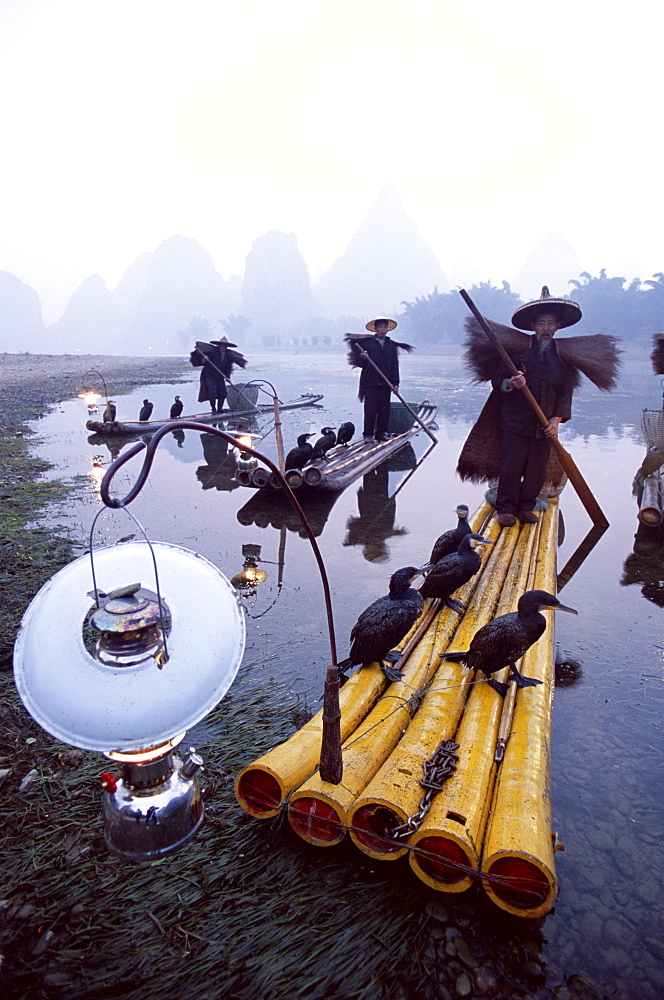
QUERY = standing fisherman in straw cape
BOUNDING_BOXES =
[344,317,414,442]
[189,336,248,414]
[457,286,622,525]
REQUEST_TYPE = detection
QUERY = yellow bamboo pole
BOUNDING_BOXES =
[409,517,542,892]
[480,500,562,919]
[235,502,492,820]
[347,516,513,860]
[235,665,385,818]
[287,505,495,847]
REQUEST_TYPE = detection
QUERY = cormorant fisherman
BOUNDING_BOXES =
[344,318,414,442]
[338,565,428,683]
[190,336,247,414]
[139,399,153,421]
[285,433,314,471]
[170,395,183,419]
[445,589,577,695]
[429,504,472,564]
[457,287,621,526]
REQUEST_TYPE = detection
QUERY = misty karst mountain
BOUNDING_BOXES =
[510,233,584,300]
[315,184,448,318]
[241,231,318,336]
[0,271,46,351]
[48,237,241,354]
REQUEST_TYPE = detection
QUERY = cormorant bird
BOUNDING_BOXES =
[337,565,427,683]
[445,589,578,695]
[139,399,154,421]
[310,427,337,462]
[285,433,314,470]
[420,533,491,613]
[170,395,183,419]
[103,400,116,423]
[336,421,355,447]
[429,504,472,563]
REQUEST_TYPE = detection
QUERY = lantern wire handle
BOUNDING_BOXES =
[98,421,337,665]
[88,503,170,662]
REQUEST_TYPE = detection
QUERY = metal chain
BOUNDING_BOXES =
[391,739,460,839]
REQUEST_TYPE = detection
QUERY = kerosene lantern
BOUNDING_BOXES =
[14,540,245,860]
[231,543,268,593]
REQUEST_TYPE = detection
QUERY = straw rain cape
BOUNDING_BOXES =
[651,333,664,375]
[344,333,415,402]
[457,317,622,489]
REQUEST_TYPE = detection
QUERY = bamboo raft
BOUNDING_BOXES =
[638,409,664,526]
[236,498,565,919]
[86,394,324,437]
[237,402,438,492]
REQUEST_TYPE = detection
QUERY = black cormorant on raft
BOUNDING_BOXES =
[445,589,578,695]
[420,533,491,613]
[139,399,154,421]
[337,565,428,683]
[103,400,117,423]
[429,504,472,563]
[170,395,184,419]
[310,427,337,462]
[336,421,355,447]
[285,433,314,471]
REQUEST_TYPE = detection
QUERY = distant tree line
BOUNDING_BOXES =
[399,271,664,343]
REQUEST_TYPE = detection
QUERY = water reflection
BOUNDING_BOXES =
[344,463,407,563]
[196,430,240,492]
[237,488,340,537]
[621,522,664,606]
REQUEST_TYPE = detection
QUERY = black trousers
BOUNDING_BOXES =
[202,372,227,411]
[495,430,551,514]
[363,385,391,437]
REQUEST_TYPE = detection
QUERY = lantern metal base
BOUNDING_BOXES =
[102,752,204,861]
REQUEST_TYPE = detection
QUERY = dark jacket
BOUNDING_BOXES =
[491,338,575,438]
[190,346,245,404]
[353,336,400,401]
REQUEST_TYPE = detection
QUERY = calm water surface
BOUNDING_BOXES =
[31,347,663,999]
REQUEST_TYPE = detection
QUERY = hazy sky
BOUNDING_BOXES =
[1,0,660,321]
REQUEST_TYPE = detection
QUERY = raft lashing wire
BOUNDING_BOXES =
[235,499,564,920]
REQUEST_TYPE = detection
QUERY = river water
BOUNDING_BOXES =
[30,345,663,999]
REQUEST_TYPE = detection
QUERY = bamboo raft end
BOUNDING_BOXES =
[235,765,284,819]
[481,849,557,919]
[287,791,346,846]
[409,827,478,894]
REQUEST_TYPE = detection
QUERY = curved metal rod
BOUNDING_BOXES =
[100,421,337,664]
[81,368,108,400]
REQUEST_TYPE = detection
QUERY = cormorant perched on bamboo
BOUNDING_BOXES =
[445,589,578,695]
[139,399,154,421]
[103,400,116,423]
[337,565,427,683]
[310,427,336,462]
[285,433,314,471]
[170,395,183,419]
[336,421,355,447]
[420,533,491,613]
[429,504,472,563]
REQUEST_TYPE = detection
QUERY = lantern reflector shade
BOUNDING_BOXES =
[14,541,246,752]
